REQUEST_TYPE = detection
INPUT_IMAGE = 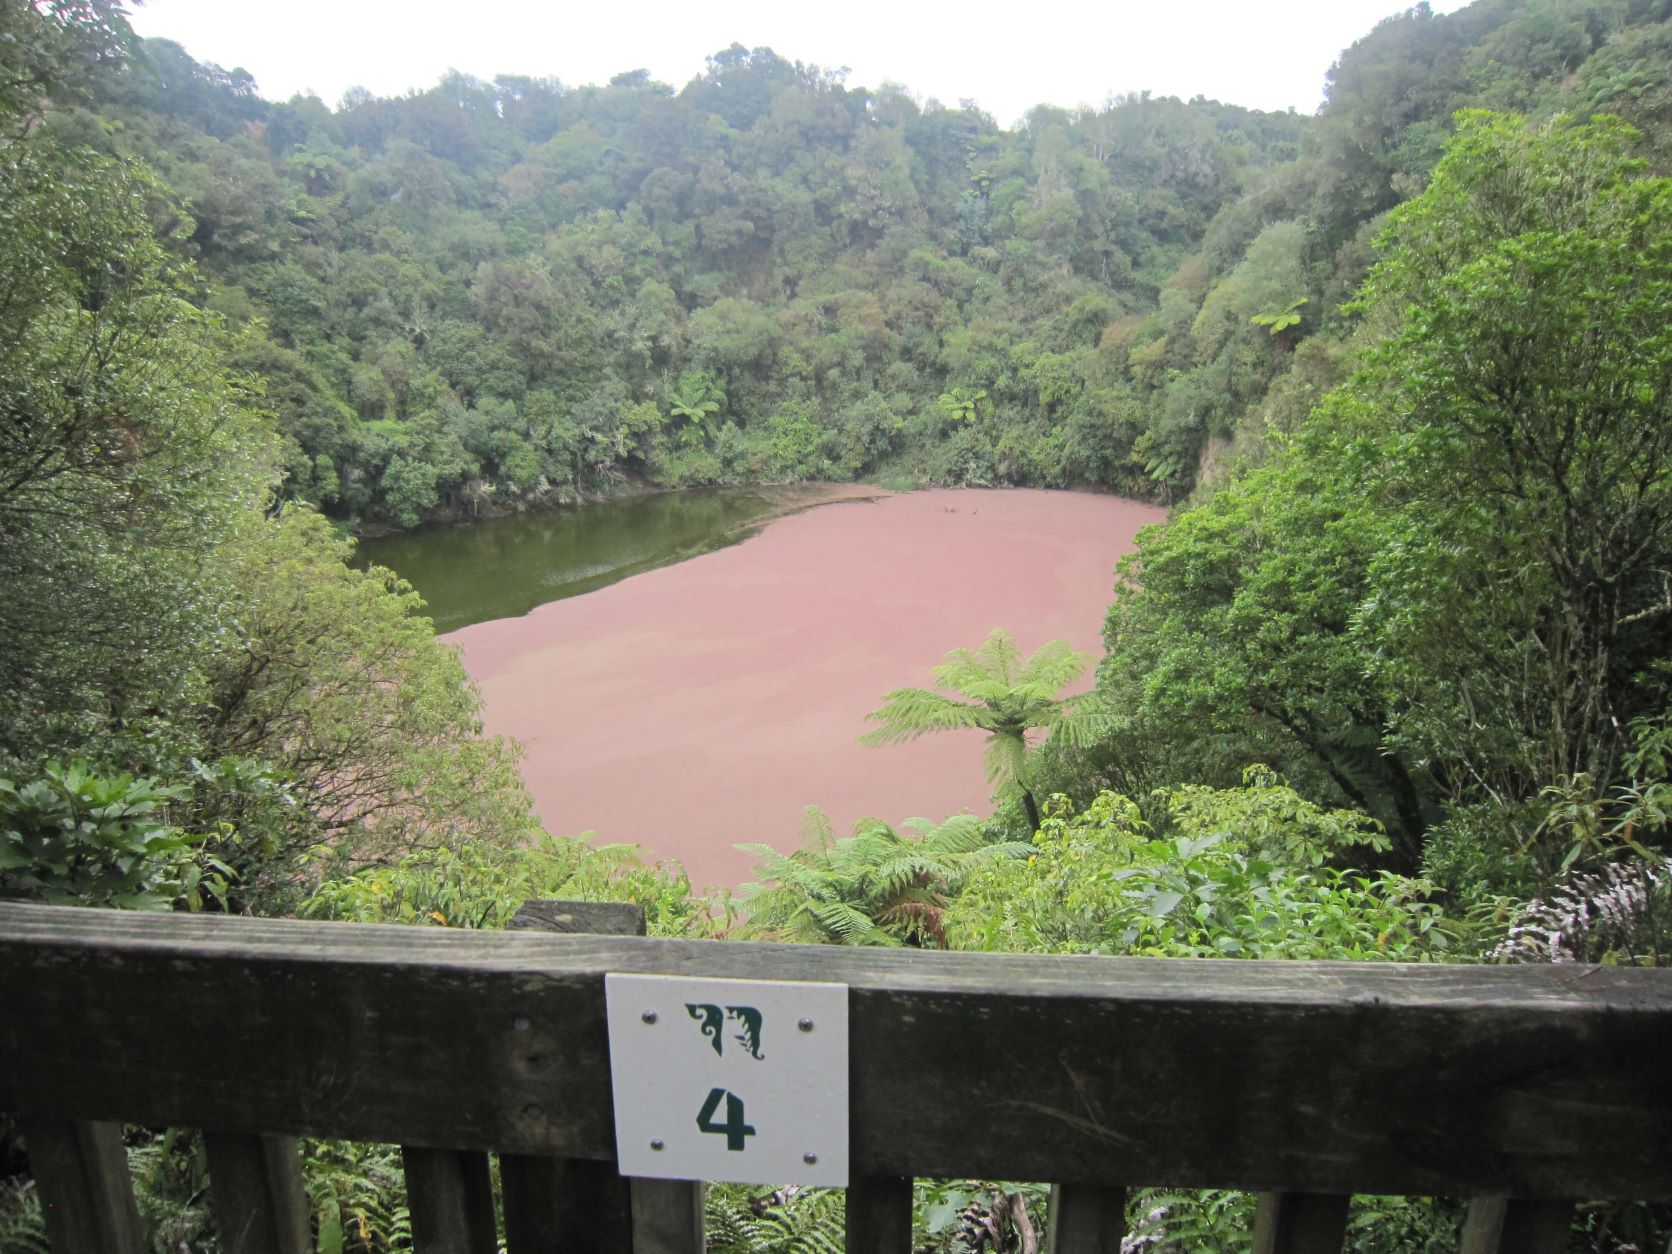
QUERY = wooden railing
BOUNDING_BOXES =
[2,899,1670,1253]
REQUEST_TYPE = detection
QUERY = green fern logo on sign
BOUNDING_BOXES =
[686,1003,765,1059]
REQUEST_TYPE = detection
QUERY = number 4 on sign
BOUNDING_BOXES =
[696,1087,756,1151]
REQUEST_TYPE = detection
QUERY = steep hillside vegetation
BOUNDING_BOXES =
[42,0,1668,528]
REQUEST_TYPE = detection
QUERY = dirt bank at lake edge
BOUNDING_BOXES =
[446,487,1167,891]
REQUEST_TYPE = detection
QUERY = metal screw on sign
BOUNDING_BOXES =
[642,1010,658,1024]
[798,1018,814,1032]
[803,1152,818,1165]
[651,1139,665,1151]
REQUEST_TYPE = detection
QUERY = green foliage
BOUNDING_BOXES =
[199,508,541,891]
[1250,296,1307,336]
[0,762,227,910]
[0,0,129,130]
[300,834,711,936]
[0,1177,49,1254]
[1121,1188,1254,1253]
[302,1140,411,1254]
[1345,112,1672,819]
[1073,109,1672,900]
[25,2,1663,528]
[1,1127,218,1254]
[667,370,725,449]
[947,773,1454,960]
[126,1128,215,1251]
[0,138,278,751]
[736,807,1027,947]
[1344,1195,1463,1253]
[706,1184,844,1254]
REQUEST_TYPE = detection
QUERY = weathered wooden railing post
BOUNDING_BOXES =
[1044,1182,1128,1254]
[1460,1195,1575,1254]
[495,899,704,1254]
[400,1141,498,1254]
[20,1118,143,1254]
[844,1174,912,1254]
[202,1130,311,1254]
[1251,1192,1349,1254]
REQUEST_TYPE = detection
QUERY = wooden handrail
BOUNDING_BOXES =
[3,900,1670,1252]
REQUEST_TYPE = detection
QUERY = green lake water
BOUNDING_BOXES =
[353,488,790,634]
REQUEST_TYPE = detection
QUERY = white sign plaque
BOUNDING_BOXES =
[605,973,849,1186]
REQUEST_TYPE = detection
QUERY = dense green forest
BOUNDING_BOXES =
[3,0,1671,1249]
[24,0,1672,527]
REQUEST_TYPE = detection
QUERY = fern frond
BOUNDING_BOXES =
[0,1178,50,1254]
[971,628,1026,685]
[983,733,1030,787]
[917,813,988,854]
[1043,698,1116,750]
[859,689,985,745]
[807,899,900,945]
[869,856,941,899]
[1016,638,1092,690]
[799,805,836,853]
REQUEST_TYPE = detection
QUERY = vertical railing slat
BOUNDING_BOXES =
[1461,1195,1574,1254]
[1252,1192,1350,1254]
[21,1118,143,1254]
[401,1145,498,1253]
[499,898,658,1254]
[203,1131,310,1254]
[1046,1181,1128,1253]
[500,1155,632,1254]
[630,1176,705,1253]
[845,1175,914,1254]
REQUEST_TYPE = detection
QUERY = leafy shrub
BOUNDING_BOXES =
[0,762,227,910]
[947,773,1455,960]
[300,834,712,936]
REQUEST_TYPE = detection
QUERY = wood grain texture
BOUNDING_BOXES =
[629,1177,704,1254]
[203,1132,310,1254]
[499,1154,631,1254]
[401,1146,497,1253]
[499,896,643,1254]
[509,900,647,935]
[845,1176,913,1254]
[494,902,638,1254]
[1460,1195,1575,1254]
[2,903,1670,1198]
[21,1118,143,1254]
[1045,1182,1127,1253]
[1252,1192,1349,1253]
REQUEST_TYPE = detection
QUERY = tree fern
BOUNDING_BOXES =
[860,629,1095,832]
[736,807,1027,947]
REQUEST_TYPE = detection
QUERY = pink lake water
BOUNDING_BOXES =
[446,488,1165,889]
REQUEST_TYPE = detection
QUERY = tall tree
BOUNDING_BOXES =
[0,138,276,755]
[1347,111,1672,818]
[1079,110,1672,892]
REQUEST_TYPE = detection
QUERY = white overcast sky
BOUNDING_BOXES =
[126,0,1470,125]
